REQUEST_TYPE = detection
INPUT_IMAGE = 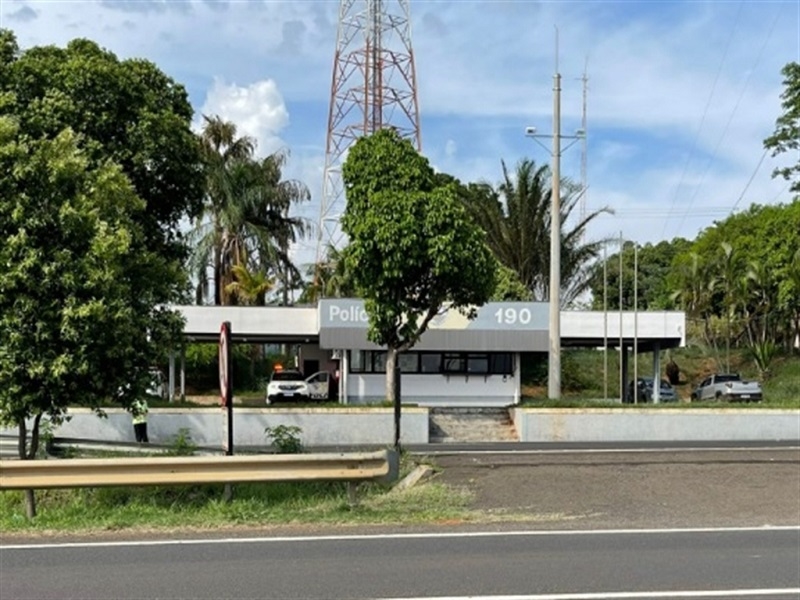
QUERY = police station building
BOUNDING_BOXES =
[178,299,685,407]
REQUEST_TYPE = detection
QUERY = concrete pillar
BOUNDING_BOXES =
[180,346,186,402]
[168,351,176,403]
[341,350,349,405]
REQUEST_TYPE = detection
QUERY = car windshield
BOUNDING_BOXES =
[271,371,304,382]
[660,380,672,389]
[716,374,740,382]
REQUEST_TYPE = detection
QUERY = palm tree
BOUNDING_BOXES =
[714,242,741,372]
[189,116,310,306]
[461,159,610,305]
[671,252,715,346]
[300,244,355,303]
[225,264,273,306]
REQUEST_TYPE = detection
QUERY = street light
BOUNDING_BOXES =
[525,74,585,401]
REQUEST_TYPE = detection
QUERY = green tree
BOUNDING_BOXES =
[341,129,496,413]
[491,263,533,301]
[0,120,185,517]
[764,62,800,194]
[460,159,609,305]
[679,202,800,350]
[300,244,356,303]
[0,30,204,261]
[590,238,692,310]
[191,116,309,306]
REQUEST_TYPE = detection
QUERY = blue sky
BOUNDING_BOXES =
[1,0,798,270]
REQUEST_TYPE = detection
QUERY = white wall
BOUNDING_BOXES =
[347,369,520,407]
[511,408,800,442]
[1,407,430,448]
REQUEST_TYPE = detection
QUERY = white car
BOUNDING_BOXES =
[266,369,332,404]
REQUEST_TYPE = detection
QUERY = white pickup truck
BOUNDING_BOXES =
[691,373,763,402]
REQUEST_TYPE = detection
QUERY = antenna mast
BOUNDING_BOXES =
[315,0,421,277]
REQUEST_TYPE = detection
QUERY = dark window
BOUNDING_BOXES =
[399,353,419,373]
[349,350,365,373]
[420,353,441,373]
[489,353,513,375]
[372,352,387,373]
[443,353,465,373]
[467,354,489,374]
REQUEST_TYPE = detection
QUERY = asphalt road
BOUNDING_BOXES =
[2,445,798,599]
[1,528,799,599]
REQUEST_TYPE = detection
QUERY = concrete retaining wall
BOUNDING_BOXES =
[0,407,430,448]
[510,408,800,442]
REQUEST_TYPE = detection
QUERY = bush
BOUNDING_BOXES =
[265,425,304,454]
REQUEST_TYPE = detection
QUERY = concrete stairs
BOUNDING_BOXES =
[429,407,518,443]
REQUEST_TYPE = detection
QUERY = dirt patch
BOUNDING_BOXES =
[426,449,800,530]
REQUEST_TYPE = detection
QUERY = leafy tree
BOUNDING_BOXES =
[764,62,800,194]
[666,202,799,362]
[460,159,609,306]
[590,238,692,310]
[341,129,496,415]
[300,244,356,303]
[491,263,533,301]
[0,120,184,517]
[0,30,204,261]
[191,116,309,306]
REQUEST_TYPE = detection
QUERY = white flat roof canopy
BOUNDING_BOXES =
[174,301,684,351]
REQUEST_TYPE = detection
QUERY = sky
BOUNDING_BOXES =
[1,0,798,271]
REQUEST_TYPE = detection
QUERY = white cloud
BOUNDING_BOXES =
[196,78,290,157]
[444,139,457,158]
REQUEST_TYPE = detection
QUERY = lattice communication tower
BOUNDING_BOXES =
[315,0,421,267]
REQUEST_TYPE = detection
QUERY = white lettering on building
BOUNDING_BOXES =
[329,305,369,323]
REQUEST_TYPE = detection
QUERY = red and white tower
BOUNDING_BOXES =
[315,0,422,266]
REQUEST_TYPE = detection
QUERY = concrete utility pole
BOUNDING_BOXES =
[525,28,584,400]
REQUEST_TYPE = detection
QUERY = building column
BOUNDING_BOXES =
[341,350,349,405]
[168,351,176,403]
[180,346,186,402]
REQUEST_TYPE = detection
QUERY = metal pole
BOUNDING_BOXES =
[619,232,624,403]
[548,70,562,401]
[603,241,608,402]
[634,243,639,403]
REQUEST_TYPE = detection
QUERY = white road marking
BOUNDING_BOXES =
[2,525,798,550]
[416,446,800,456]
[375,591,800,599]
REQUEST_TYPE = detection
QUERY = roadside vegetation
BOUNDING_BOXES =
[0,452,552,534]
[520,347,800,408]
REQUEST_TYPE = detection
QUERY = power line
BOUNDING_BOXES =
[730,148,769,213]
[674,4,783,233]
[660,0,745,240]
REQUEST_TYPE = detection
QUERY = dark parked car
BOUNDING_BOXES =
[626,377,678,403]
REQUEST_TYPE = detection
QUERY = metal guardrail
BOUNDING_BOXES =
[0,449,399,490]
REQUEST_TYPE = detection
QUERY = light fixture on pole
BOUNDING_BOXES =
[524,44,585,400]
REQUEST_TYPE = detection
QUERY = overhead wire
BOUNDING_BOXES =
[659,0,745,240]
[673,4,783,232]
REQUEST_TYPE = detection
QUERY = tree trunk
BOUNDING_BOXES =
[386,347,397,403]
[18,413,43,519]
[385,347,401,450]
[213,247,222,306]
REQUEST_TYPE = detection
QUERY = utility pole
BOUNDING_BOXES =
[550,38,562,402]
[525,28,584,400]
[579,58,588,233]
